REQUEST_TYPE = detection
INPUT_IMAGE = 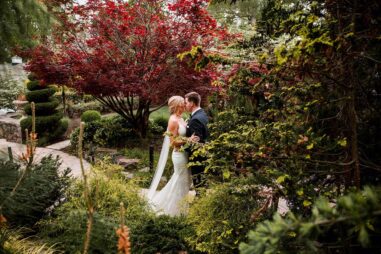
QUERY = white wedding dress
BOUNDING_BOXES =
[148,124,191,216]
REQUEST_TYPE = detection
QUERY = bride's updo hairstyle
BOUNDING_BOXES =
[168,96,184,115]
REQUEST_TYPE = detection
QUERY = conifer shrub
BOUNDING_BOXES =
[26,80,40,91]
[20,74,67,146]
[24,98,60,115]
[0,156,71,227]
[25,87,56,103]
[81,110,101,123]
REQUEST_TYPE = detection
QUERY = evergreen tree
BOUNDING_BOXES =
[20,74,67,146]
[0,0,51,61]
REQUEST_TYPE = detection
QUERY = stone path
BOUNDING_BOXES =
[0,139,90,178]
[46,139,71,150]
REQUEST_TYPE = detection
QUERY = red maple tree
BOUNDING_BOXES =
[26,0,229,137]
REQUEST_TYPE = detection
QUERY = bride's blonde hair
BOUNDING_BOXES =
[168,96,184,115]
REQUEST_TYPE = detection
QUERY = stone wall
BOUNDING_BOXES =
[0,116,22,143]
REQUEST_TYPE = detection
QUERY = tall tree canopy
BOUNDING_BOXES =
[0,0,50,61]
[27,0,230,137]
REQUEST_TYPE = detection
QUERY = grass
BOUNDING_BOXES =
[150,106,170,120]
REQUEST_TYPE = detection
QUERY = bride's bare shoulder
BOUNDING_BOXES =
[168,115,179,127]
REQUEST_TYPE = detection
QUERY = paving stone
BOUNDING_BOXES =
[0,139,90,178]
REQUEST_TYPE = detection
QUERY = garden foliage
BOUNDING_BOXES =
[0,68,22,109]
[240,186,381,253]
[0,155,71,227]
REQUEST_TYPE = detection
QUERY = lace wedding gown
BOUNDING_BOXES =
[149,124,191,216]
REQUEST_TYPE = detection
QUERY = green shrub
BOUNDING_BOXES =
[130,215,196,254]
[23,76,67,145]
[26,80,40,91]
[21,112,63,131]
[37,162,151,253]
[63,161,150,219]
[70,121,103,152]
[0,156,71,227]
[0,68,22,109]
[38,209,119,254]
[24,98,60,115]
[153,115,169,130]
[240,186,381,254]
[185,178,272,254]
[81,110,101,122]
[25,87,56,103]
[149,120,165,135]
[66,101,105,117]
[70,115,137,151]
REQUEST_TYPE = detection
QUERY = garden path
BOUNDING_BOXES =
[0,138,90,178]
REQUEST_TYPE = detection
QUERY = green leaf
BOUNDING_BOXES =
[303,200,312,207]
[223,170,231,179]
[337,138,347,147]
[366,221,375,231]
[358,224,369,246]
[306,143,314,150]
[276,175,289,184]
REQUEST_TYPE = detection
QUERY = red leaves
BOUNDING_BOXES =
[26,0,231,103]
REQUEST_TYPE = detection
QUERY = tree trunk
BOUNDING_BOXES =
[96,96,151,138]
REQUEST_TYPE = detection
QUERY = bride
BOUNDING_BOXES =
[146,96,198,216]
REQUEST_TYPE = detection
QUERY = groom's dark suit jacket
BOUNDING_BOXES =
[186,108,209,143]
[186,109,209,187]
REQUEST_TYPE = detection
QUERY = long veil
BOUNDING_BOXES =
[147,134,170,199]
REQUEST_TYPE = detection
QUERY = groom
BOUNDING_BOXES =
[185,92,209,190]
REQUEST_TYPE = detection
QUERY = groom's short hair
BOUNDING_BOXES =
[185,92,201,106]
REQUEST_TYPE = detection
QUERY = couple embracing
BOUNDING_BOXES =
[146,92,209,216]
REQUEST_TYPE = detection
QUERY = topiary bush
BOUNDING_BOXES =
[25,87,56,103]
[20,74,67,146]
[24,98,60,115]
[0,156,71,227]
[81,110,101,122]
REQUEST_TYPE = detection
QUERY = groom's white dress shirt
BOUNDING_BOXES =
[191,107,202,117]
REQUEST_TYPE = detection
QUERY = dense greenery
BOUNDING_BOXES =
[70,115,137,151]
[186,178,273,253]
[1,0,380,253]
[20,74,67,146]
[0,156,71,227]
[240,186,381,253]
[37,160,195,253]
[0,68,22,109]
[81,110,101,123]
[0,0,51,61]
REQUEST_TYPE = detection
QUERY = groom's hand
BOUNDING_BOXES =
[188,134,200,143]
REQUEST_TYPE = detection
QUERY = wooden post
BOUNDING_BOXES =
[7,147,13,162]
[149,142,154,172]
